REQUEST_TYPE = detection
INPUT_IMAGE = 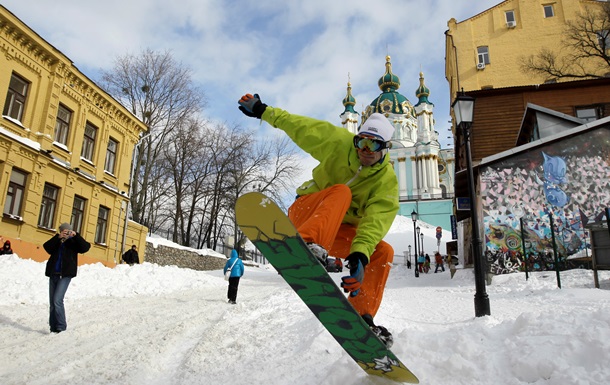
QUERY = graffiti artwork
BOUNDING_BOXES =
[480,128,610,274]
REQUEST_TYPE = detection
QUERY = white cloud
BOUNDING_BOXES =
[4,0,500,183]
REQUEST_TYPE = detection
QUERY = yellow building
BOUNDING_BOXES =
[0,5,148,266]
[445,0,607,100]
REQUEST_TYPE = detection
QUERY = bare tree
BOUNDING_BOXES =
[224,134,302,248]
[159,117,208,244]
[521,2,610,80]
[196,125,258,249]
[98,50,301,249]
[98,49,205,225]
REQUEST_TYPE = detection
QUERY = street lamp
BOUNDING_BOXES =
[411,210,419,278]
[416,225,421,275]
[452,92,491,317]
[420,232,424,255]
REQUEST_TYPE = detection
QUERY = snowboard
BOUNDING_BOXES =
[235,192,419,383]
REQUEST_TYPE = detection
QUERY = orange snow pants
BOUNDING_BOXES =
[287,184,394,317]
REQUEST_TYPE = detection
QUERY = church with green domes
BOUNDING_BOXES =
[339,56,455,235]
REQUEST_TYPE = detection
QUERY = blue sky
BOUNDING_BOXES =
[3,0,500,171]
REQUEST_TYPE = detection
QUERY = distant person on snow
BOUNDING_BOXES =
[43,223,90,333]
[122,245,140,264]
[238,93,399,347]
[0,239,13,255]
[434,252,445,273]
[424,254,431,273]
[417,254,425,273]
[224,249,245,304]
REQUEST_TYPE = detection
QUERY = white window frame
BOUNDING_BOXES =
[71,195,87,234]
[54,104,72,145]
[38,183,59,229]
[543,4,555,18]
[477,46,490,65]
[104,138,118,174]
[81,122,98,161]
[3,73,29,121]
[597,30,610,51]
[95,206,109,244]
[4,169,28,216]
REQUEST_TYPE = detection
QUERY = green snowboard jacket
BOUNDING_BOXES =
[262,106,399,258]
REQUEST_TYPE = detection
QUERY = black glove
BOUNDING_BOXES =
[238,93,267,119]
[341,252,368,297]
[346,252,368,273]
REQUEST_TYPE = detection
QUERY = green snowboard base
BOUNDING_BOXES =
[235,192,419,383]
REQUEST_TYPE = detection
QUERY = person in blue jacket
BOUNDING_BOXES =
[223,249,245,304]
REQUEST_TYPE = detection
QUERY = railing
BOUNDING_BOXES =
[401,193,455,201]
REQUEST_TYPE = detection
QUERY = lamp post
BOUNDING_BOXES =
[416,225,421,275]
[420,233,424,255]
[408,245,412,268]
[411,210,419,278]
[452,92,491,317]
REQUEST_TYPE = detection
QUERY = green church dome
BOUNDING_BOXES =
[414,71,433,107]
[342,81,357,114]
[369,56,415,117]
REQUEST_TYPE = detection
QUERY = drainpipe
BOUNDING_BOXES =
[121,132,151,256]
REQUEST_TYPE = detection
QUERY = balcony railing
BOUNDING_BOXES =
[401,193,455,201]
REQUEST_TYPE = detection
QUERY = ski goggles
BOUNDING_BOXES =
[353,135,389,152]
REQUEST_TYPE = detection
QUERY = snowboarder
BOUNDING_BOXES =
[238,93,399,346]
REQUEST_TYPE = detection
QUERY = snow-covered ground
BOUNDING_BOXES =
[1,243,609,385]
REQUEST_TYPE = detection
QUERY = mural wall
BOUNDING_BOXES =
[480,128,610,274]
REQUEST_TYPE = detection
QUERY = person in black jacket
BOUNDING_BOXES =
[0,239,13,255]
[43,223,90,333]
[122,245,139,264]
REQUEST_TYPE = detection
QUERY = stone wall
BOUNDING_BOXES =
[144,242,227,271]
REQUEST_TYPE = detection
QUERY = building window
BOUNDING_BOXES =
[477,46,490,64]
[3,73,29,121]
[4,169,28,216]
[597,30,610,51]
[71,196,87,234]
[81,122,98,161]
[543,4,554,18]
[54,104,72,145]
[38,183,59,229]
[505,10,516,24]
[576,107,600,122]
[104,138,118,174]
[95,206,109,244]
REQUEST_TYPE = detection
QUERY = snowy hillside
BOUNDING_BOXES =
[1,248,609,384]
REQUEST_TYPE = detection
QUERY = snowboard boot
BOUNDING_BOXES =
[362,314,394,348]
[307,242,328,264]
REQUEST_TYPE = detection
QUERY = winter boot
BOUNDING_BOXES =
[307,242,328,264]
[362,314,394,348]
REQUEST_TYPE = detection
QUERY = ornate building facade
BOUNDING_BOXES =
[340,56,455,230]
[0,5,148,266]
